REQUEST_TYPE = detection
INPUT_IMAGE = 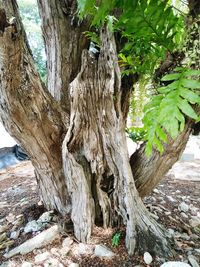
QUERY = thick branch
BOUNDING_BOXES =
[131,120,193,198]
[37,0,89,111]
[0,1,70,212]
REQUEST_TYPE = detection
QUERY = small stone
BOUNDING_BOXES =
[35,252,51,264]
[21,262,33,267]
[24,220,44,233]
[189,217,200,228]
[167,228,175,237]
[167,196,177,202]
[37,211,53,223]
[10,230,20,240]
[143,252,153,265]
[94,245,115,258]
[188,255,199,267]
[181,233,190,241]
[153,189,160,194]
[62,237,73,248]
[77,243,94,255]
[180,212,188,219]
[160,262,191,267]
[178,202,189,213]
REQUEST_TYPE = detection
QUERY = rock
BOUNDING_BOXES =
[153,189,160,194]
[180,212,188,219]
[188,255,199,267]
[35,252,51,264]
[37,211,53,223]
[94,245,115,258]
[167,196,177,202]
[178,202,189,213]
[21,262,33,267]
[161,262,191,267]
[10,230,20,240]
[4,225,59,258]
[62,237,73,248]
[24,220,44,233]
[167,228,175,237]
[189,217,200,228]
[181,233,190,241]
[143,252,153,264]
[77,243,94,255]
[69,264,79,267]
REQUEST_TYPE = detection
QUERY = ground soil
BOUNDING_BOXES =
[0,161,199,266]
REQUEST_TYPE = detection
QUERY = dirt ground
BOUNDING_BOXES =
[0,161,199,266]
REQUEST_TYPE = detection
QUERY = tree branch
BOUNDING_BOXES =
[37,0,90,112]
[0,0,70,212]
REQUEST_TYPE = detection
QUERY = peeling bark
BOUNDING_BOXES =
[37,0,89,111]
[0,1,70,214]
[0,0,199,258]
[62,27,172,256]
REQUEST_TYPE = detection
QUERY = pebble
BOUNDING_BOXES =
[94,244,115,258]
[35,252,51,264]
[167,196,177,202]
[24,220,44,233]
[180,212,188,219]
[189,217,200,227]
[10,230,20,240]
[37,211,53,223]
[178,202,189,213]
[143,252,153,265]
[62,237,73,248]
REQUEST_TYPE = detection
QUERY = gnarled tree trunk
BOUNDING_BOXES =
[0,0,199,256]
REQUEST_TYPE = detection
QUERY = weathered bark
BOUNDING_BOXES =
[62,27,172,256]
[37,0,89,111]
[0,0,199,258]
[0,0,70,214]
[130,120,193,198]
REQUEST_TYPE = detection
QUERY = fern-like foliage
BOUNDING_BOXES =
[143,68,200,156]
[77,0,184,76]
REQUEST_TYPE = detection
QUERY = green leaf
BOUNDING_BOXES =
[161,73,181,81]
[179,87,200,104]
[178,99,198,120]
[184,70,200,77]
[181,79,200,89]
